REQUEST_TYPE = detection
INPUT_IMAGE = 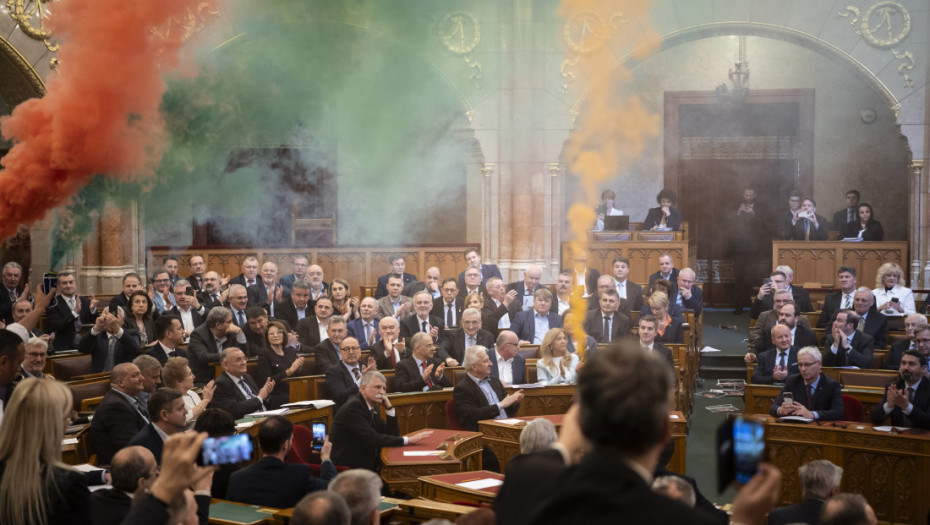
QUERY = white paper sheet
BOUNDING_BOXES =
[402,450,444,457]
[495,419,525,426]
[245,408,289,418]
[61,438,78,445]
[456,478,504,490]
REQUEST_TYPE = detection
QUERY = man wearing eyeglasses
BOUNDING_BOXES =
[17,337,53,381]
[487,330,525,386]
[324,337,377,414]
[150,271,176,314]
[395,332,450,392]
[771,346,844,421]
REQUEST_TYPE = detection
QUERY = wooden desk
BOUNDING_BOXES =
[380,429,483,498]
[384,498,479,524]
[478,412,687,475]
[418,470,503,505]
[561,241,693,287]
[511,384,575,417]
[208,499,282,525]
[772,241,907,287]
[765,419,930,523]
[744,383,885,419]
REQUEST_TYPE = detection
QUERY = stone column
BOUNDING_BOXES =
[81,200,145,295]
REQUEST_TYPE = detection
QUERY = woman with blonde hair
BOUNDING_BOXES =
[0,378,91,524]
[648,292,684,344]
[872,262,915,316]
[162,356,215,422]
[536,328,580,385]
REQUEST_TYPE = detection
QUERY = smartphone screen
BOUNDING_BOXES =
[42,272,58,294]
[197,434,253,466]
[311,422,326,451]
[733,417,765,484]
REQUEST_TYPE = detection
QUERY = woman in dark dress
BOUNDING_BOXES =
[845,202,884,241]
[123,289,156,347]
[642,189,682,231]
[255,320,306,409]
[0,378,92,525]
[647,292,684,344]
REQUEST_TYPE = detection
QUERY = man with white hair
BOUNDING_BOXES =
[508,265,543,314]
[438,308,495,366]
[0,261,24,324]
[78,306,140,373]
[518,418,558,455]
[212,347,275,419]
[768,460,843,525]
[883,313,927,369]
[771,346,844,421]
[17,337,53,381]
[328,469,384,525]
[673,267,703,317]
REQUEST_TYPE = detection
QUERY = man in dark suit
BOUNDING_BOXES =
[851,287,888,348]
[817,266,858,328]
[611,256,644,313]
[648,254,679,296]
[188,307,242,385]
[370,317,407,371]
[324,337,377,413]
[399,291,444,346]
[330,371,433,471]
[438,308,495,366]
[563,250,599,298]
[144,315,188,366]
[768,459,843,525]
[822,310,875,368]
[212,347,274,419]
[242,307,270,358]
[457,265,487,300]
[751,302,818,355]
[871,349,930,429]
[883,314,926,369]
[403,266,442,300]
[531,341,768,525]
[751,270,814,318]
[582,289,631,344]
[374,255,417,299]
[296,296,334,349]
[166,280,204,338]
[247,262,284,317]
[225,284,250,331]
[45,271,98,353]
[275,280,313,334]
[637,315,675,371]
[347,297,381,351]
[279,255,310,294]
[672,268,703,317]
[304,264,330,303]
[431,278,464,329]
[196,271,225,312]
[0,261,25,324]
[228,256,261,289]
[511,289,562,344]
[482,277,516,338]
[771,347,844,421]
[507,265,543,315]
[78,308,141,373]
[186,254,207,292]
[395,332,451,392]
[108,272,143,312]
[587,274,632,318]
[312,316,348,375]
[92,446,159,525]
[788,198,829,241]
[129,388,188,463]
[831,189,860,232]
[752,325,799,385]
[88,362,149,465]
[227,415,336,508]
[459,248,502,285]
[777,191,803,240]
[488,330,525,386]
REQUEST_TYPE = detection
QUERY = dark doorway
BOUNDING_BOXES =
[665,90,814,307]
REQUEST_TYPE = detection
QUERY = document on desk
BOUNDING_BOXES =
[495,418,525,425]
[778,416,813,423]
[403,450,445,457]
[281,399,336,409]
[457,478,504,490]
[61,438,78,445]
[245,408,289,418]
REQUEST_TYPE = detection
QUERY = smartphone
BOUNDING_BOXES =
[42,272,58,294]
[197,434,253,466]
[311,422,326,451]
[892,298,900,303]
[595,204,607,215]
[717,416,765,492]
[108,303,120,316]
[762,277,771,286]
[185,286,195,297]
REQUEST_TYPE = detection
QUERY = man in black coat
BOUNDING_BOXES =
[374,255,417,299]
[831,190,860,232]
[88,362,149,465]
[45,271,98,353]
[324,337,377,414]
[648,255,679,297]
[752,302,817,355]
[187,307,243,385]
[144,315,188,366]
[196,271,225,312]
[296,297,334,349]
[437,308,495,366]
[822,310,875,368]
[431,278,464,329]
[0,261,25,324]
[128,388,188,464]
[227,415,336,508]
[771,347,844,421]
[78,308,141,373]
[767,459,843,525]
[370,316,408,371]
[611,256,644,313]
[92,446,159,525]
[312,316,348,375]
[582,289,631,343]
[488,330,526,386]
[394,332,451,392]
[453,345,523,432]
[750,270,814,318]
[851,287,888,349]
[274,280,313,336]
[212,347,274,419]
[883,314,926,369]
[817,266,858,328]
[399,291,445,346]
[871,349,930,429]
[330,371,432,471]
[752,325,799,385]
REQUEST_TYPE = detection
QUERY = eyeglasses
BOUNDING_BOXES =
[797,361,820,368]
[342,346,361,351]
[26,352,47,358]
[154,279,169,283]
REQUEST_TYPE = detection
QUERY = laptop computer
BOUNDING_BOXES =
[603,215,630,231]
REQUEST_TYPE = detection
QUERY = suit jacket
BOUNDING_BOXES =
[750,287,814,318]
[832,207,857,232]
[398,314,444,344]
[128,423,165,464]
[144,341,188,366]
[531,445,718,525]
[438,328,495,364]
[312,339,341,375]
[617,280,645,313]
[188,323,237,385]
[752,347,799,384]
[494,449,568,525]
[197,289,224,313]
[870,378,930,429]
[78,329,141,373]
[229,273,259,289]
[92,487,133,525]
[247,282,283,311]
[562,267,600,297]
[296,316,325,348]
[789,214,829,241]
[212,372,264,419]
[511,310,563,343]
[0,285,24,324]
[481,301,512,338]
[374,272,417,299]
[402,280,438,299]
[642,206,683,231]
[370,340,409,371]
[186,273,205,292]
[331,392,404,471]
[324,362,361,414]
[858,310,888,349]
[46,295,97,352]
[768,498,824,525]
[394,355,451,392]
[506,281,541,316]
[227,456,336,509]
[845,220,884,241]
[166,305,203,332]
[675,283,703,317]
[88,389,148,465]
[347,317,381,350]
[432,297,465,328]
[376,294,412,320]
[770,373,844,421]
[453,373,519,431]
[647,342,676,371]
[656,314,685,344]
[817,291,844,328]
[883,338,914,370]
[822,331,875,368]
[749,310,813,353]
[271,300,307,334]
[488,347,526,385]
[648,269,680,297]
[0,462,92,525]
[753,323,818,354]
[582,309,632,343]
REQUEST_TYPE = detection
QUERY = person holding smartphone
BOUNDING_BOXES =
[788,198,829,241]
[770,346,844,421]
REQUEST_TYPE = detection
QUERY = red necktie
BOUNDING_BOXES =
[421,361,433,387]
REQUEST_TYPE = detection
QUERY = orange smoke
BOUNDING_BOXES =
[0,0,219,240]
[558,0,661,357]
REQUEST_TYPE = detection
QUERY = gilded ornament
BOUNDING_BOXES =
[839,1,910,48]
[437,12,482,89]
[891,48,914,88]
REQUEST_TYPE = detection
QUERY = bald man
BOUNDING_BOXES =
[752,324,798,384]
[508,265,543,316]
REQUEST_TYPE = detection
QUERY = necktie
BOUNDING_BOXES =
[391,348,397,367]
[239,379,255,399]
[806,384,814,407]
[8,289,15,301]
[364,323,372,344]
[778,353,786,370]
[803,219,810,241]
[352,367,360,381]
[248,279,254,287]
[105,335,117,371]
[602,316,611,343]
[371,408,379,425]
[422,321,428,333]
[446,304,453,327]
[907,387,915,403]
[237,310,245,326]
[421,361,433,387]
[857,318,864,332]
[168,350,177,358]
[842,294,851,309]
[467,335,475,349]
[134,397,149,420]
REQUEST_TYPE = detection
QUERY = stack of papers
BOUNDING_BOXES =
[403,450,444,457]
[457,478,503,490]
[244,408,289,418]
[495,419,525,426]
[281,400,336,409]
